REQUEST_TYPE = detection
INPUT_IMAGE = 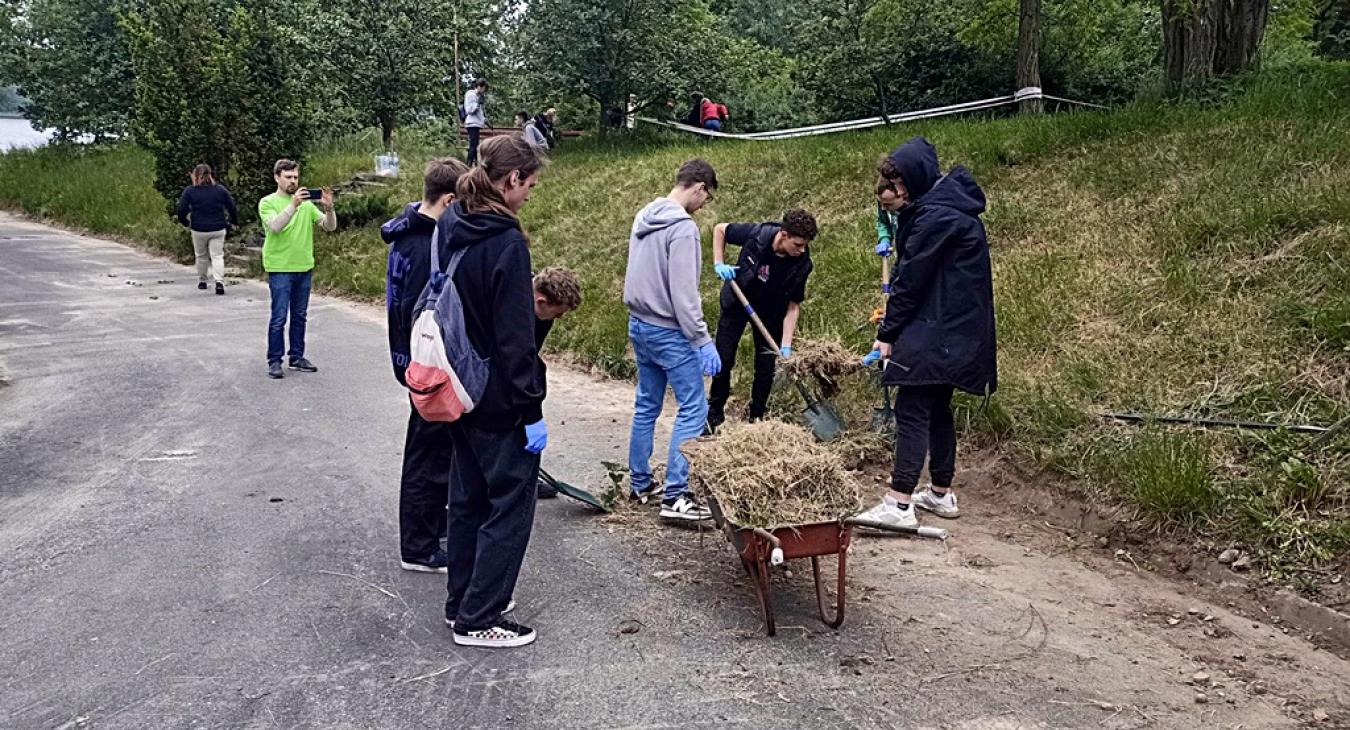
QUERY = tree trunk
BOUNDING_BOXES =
[1016,0,1043,114]
[1215,0,1270,75]
[1162,0,1270,93]
[379,111,395,151]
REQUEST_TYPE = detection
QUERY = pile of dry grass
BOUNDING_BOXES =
[780,338,859,397]
[683,421,867,529]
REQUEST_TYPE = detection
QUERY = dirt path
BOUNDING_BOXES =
[547,367,1350,728]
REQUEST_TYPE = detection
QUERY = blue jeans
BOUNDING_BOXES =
[627,316,708,501]
[703,119,722,132]
[267,271,312,364]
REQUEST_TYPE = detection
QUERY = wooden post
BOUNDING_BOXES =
[1015,0,1043,114]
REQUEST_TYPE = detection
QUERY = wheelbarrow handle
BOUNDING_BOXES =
[847,518,949,541]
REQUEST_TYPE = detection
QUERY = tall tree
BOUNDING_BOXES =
[1162,0,1271,91]
[1016,0,1043,113]
[520,0,733,129]
[316,0,496,149]
[0,0,134,140]
[122,0,309,216]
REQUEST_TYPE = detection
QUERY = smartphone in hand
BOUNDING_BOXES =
[305,188,324,202]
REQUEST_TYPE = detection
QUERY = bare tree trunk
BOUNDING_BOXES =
[1162,0,1269,93]
[1215,0,1270,75]
[1016,0,1043,114]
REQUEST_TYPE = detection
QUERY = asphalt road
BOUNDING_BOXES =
[0,215,1315,729]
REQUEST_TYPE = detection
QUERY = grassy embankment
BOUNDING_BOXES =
[1,62,1346,585]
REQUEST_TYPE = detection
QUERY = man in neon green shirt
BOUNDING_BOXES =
[259,158,337,380]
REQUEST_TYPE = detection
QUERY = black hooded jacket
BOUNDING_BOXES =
[877,137,998,396]
[382,202,459,387]
[440,202,545,431]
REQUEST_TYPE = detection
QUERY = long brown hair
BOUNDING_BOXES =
[191,164,215,186]
[456,135,546,219]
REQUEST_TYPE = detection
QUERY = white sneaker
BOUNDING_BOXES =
[660,494,712,522]
[913,488,960,518]
[444,598,516,628]
[452,619,536,648]
[854,499,919,529]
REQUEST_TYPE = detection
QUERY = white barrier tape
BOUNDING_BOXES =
[637,89,1106,141]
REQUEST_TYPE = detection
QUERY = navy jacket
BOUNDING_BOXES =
[877,137,997,396]
[443,202,544,431]
[176,183,239,232]
[382,202,455,387]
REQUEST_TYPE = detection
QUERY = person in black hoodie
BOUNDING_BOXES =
[856,137,997,531]
[439,134,548,649]
[176,164,239,295]
[381,158,469,574]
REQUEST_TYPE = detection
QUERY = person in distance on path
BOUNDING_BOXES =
[258,159,336,380]
[858,137,997,529]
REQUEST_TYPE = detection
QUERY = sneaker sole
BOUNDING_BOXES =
[400,561,448,574]
[268,373,284,379]
[914,503,960,519]
[452,631,536,648]
[288,366,317,372]
[659,509,712,522]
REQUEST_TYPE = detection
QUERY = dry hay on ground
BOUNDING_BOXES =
[683,421,867,529]
[780,338,860,397]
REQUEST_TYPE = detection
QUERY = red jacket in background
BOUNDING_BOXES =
[700,99,728,124]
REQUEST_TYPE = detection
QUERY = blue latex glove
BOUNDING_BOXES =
[861,349,882,367]
[875,241,892,257]
[780,345,792,358]
[699,342,722,376]
[524,420,548,454]
[714,263,738,281]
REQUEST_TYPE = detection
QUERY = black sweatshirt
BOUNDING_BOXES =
[442,202,544,431]
[176,183,239,232]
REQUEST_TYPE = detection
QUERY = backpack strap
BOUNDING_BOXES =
[430,223,441,275]
[443,246,469,277]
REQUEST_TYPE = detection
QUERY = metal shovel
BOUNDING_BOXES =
[869,383,895,435]
[727,280,844,442]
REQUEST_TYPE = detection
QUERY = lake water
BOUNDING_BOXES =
[0,117,52,152]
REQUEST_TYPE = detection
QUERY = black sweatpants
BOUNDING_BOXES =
[445,422,540,631]
[708,301,782,425]
[466,126,482,165]
[399,403,452,561]
[891,385,957,495]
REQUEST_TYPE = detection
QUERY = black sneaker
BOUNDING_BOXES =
[268,362,284,379]
[197,281,207,290]
[400,549,448,574]
[444,599,517,628]
[629,483,660,504]
[660,494,712,522]
[215,282,225,295]
[537,476,558,499]
[452,618,536,648]
[288,358,318,372]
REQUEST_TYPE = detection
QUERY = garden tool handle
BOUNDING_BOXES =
[727,280,785,356]
[881,254,891,295]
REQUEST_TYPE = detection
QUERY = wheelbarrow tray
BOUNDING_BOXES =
[707,493,851,637]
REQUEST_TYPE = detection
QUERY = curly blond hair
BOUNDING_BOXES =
[533,266,582,309]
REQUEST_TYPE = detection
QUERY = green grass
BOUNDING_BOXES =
[2,61,1348,584]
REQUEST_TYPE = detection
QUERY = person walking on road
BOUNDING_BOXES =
[622,159,722,522]
[259,159,336,380]
[463,78,489,165]
[382,158,470,574]
[176,164,238,296]
[705,209,817,432]
[440,135,548,649]
[857,137,997,529]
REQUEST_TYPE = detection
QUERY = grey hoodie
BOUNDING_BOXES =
[623,198,712,348]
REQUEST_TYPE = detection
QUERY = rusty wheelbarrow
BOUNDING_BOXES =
[706,492,852,637]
